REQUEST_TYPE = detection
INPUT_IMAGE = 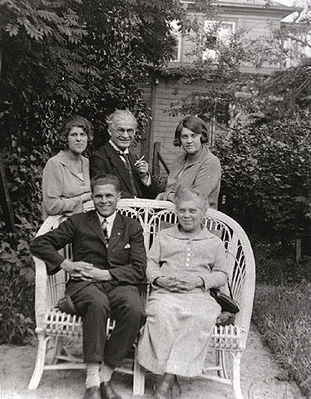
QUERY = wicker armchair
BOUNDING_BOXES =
[28,199,255,399]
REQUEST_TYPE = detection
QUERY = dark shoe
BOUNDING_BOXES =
[153,381,172,399]
[100,381,123,399]
[171,379,182,399]
[83,386,101,399]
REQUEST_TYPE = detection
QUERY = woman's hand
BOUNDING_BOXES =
[155,192,167,201]
[172,276,203,291]
[155,276,179,291]
[81,192,92,203]
[156,275,203,292]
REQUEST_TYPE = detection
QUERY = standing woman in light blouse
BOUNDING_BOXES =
[156,116,221,209]
[42,115,93,219]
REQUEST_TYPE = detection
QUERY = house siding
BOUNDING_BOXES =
[140,2,295,176]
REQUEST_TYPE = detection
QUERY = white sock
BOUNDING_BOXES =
[85,363,100,389]
[99,363,114,384]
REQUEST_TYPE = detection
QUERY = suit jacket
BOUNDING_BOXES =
[30,210,146,294]
[90,142,159,199]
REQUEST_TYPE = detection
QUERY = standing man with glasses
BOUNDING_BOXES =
[30,175,146,399]
[90,109,159,198]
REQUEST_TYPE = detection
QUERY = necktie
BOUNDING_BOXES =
[119,152,139,197]
[102,218,109,247]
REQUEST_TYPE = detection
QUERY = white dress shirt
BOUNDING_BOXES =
[109,140,151,186]
[96,211,117,238]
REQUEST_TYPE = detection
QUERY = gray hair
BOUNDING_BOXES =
[174,187,208,213]
[106,109,137,129]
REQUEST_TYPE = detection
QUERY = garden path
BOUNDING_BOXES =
[0,324,305,399]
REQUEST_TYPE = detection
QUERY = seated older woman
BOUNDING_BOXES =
[42,115,93,219]
[156,116,221,209]
[137,188,228,399]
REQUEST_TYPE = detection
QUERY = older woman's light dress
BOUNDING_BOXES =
[137,225,228,377]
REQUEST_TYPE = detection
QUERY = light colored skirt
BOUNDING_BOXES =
[137,289,221,377]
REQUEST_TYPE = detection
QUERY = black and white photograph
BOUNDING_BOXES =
[0,0,310,398]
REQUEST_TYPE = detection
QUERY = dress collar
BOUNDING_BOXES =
[176,145,211,166]
[165,224,215,240]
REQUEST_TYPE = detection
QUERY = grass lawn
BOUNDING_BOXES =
[252,238,311,397]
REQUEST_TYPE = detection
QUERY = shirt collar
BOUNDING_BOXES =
[109,140,129,154]
[96,211,117,226]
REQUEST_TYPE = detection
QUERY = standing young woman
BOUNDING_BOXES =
[42,115,93,219]
[156,116,221,209]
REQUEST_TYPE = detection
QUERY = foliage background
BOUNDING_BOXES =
[0,0,185,344]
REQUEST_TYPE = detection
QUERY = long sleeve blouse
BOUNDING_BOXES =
[165,146,221,209]
[147,225,228,291]
[42,151,91,219]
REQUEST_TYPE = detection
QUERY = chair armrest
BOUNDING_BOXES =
[34,256,49,332]
[33,215,65,332]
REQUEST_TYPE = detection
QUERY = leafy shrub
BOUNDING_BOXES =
[215,112,311,240]
[0,270,35,345]
[253,284,311,397]
[0,217,36,344]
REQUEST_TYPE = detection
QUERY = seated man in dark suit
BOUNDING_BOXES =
[30,175,146,399]
[90,109,159,198]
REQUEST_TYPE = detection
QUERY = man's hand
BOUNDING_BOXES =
[61,260,113,282]
[60,260,94,274]
[135,160,149,179]
[80,268,112,282]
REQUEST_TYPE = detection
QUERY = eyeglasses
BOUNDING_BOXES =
[109,127,136,136]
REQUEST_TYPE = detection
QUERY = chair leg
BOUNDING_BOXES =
[232,352,243,399]
[216,350,228,379]
[45,336,63,365]
[133,347,145,396]
[28,334,49,390]
[52,336,64,364]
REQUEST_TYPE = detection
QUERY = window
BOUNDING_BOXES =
[170,20,182,62]
[202,21,236,61]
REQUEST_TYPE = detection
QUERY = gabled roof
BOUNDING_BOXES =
[219,0,290,7]
[182,0,296,18]
[217,0,296,18]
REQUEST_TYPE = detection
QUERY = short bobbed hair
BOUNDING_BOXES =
[106,109,137,129]
[173,116,209,147]
[60,115,94,145]
[91,174,121,193]
[175,187,208,214]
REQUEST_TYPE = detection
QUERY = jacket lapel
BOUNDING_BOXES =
[86,210,108,247]
[108,213,124,254]
[105,143,134,193]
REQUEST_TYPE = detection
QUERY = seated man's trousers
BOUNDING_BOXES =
[70,282,145,366]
